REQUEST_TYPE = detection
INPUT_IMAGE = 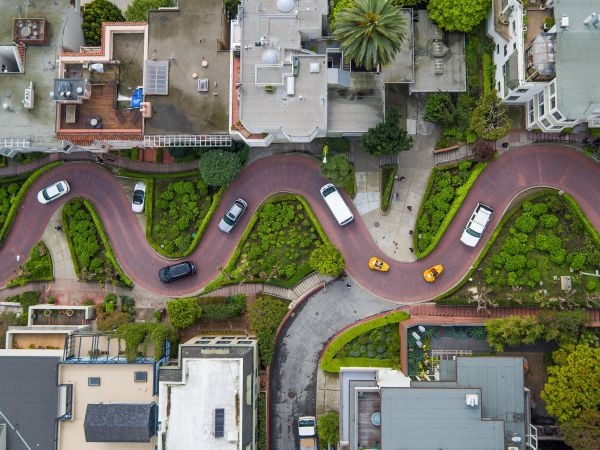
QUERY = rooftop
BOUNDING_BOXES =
[58,362,157,450]
[0,355,60,450]
[553,0,600,119]
[159,358,243,450]
[0,1,74,148]
[144,0,230,135]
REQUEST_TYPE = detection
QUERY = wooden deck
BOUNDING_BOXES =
[33,309,88,326]
[58,83,142,131]
[356,391,381,449]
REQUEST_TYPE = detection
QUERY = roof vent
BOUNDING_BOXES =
[277,0,294,13]
[560,16,570,27]
[466,394,479,407]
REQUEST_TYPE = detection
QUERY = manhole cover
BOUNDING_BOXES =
[373,221,380,227]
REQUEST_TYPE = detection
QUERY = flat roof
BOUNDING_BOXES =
[238,0,328,139]
[553,0,600,119]
[144,0,230,134]
[0,2,71,148]
[0,355,60,450]
[159,358,243,450]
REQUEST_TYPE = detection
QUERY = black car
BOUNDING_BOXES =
[158,261,197,283]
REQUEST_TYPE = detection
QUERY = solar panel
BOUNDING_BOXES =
[215,408,225,438]
[144,60,169,95]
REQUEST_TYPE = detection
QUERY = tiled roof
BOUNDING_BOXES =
[84,403,156,442]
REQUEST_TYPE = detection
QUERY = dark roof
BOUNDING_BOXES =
[84,403,156,442]
[0,355,60,450]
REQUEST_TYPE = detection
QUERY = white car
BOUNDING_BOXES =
[37,180,70,204]
[460,202,494,247]
[131,181,146,213]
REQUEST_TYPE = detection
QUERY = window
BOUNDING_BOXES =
[134,371,148,382]
[517,88,528,93]
[550,97,556,109]
[549,82,556,96]
[552,111,563,121]
[507,96,520,101]
[496,44,500,54]
[88,377,101,386]
[513,43,517,50]
[504,44,508,56]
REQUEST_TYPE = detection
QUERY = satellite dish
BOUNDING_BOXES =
[76,87,83,93]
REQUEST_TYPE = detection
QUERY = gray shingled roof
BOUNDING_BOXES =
[0,355,60,450]
[84,403,156,442]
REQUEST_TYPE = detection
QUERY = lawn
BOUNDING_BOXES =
[438,191,600,309]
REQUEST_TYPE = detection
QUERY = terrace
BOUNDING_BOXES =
[356,390,381,449]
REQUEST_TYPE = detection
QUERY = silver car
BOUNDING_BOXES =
[218,198,248,233]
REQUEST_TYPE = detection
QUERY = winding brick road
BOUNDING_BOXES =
[3,145,600,301]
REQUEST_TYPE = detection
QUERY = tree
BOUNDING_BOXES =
[166,298,202,329]
[125,0,174,21]
[427,0,491,32]
[199,150,242,187]
[423,92,459,127]
[248,296,289,367]
[471,141,497,162]
[82,0,125,46]
[309,244,345,277]
[317,412,339,448]
[362,108,413,155]
[321,154,354,188]
[470,93,512,141]
[333,0,407,70]
[541,344,600,422]
[560,410,600,450]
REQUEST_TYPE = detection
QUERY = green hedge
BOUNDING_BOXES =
[482,53,493,96]
[432,189,550,303]
[7,242,53,287]
[0,162,62,244]
[197,294,246,320]
[380,165,397,214]
[202,193,333,293]
[320,311,409,373]
[415,161,487,259]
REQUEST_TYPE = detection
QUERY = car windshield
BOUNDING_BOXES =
[466,228,482,238]
[133,191,144,204]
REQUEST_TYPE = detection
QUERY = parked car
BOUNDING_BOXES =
[131,181,146,213]
[218,198,248,233]
[158,261,197,283]
[37,180,70,204]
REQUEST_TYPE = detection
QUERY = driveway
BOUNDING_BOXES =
[269,279,398,450]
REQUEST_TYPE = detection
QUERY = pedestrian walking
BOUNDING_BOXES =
[16,254,20,262]
[409,230,413,235]
[399,176,406,181]
[55,225,63,231]
[394,192,399,201]
[346,283,352,288]
[409,247,414,253]
[407,205,412,211]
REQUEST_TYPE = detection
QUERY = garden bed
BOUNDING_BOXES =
[437,191,600,309]
[8,242,53,287]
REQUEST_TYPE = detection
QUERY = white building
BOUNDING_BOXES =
[488,0,600,132]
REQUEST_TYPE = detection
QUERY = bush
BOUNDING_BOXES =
[248,295,289,367]
[166,298,203,329]
[362,108,413,155]
[125,0,174,21]
[116,322,175,362]
[309,244,345,277]
[103,293,117,313]
[199,294,246,320]
[5,291,41,325]
[199,150,242,187]
[317,413,339,448]
[8,242,53,287]
[96,310,133,332]
[320,154,354,190]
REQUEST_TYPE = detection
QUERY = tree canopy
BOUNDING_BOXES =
[309,244,345,277]
[362,108,413,155]
[540,344,600,422]
[321,153,354,189]
[199,150,242,187]
[470,92,512,141]
[125,0,174,21]
[82,0,125,46]
[427,0,491,33]
[560,410,600,450]
[333,0,407,70]
[317,412,340,448]
[166,298,202,329]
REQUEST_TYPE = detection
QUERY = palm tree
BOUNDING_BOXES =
[333,0,406,71]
